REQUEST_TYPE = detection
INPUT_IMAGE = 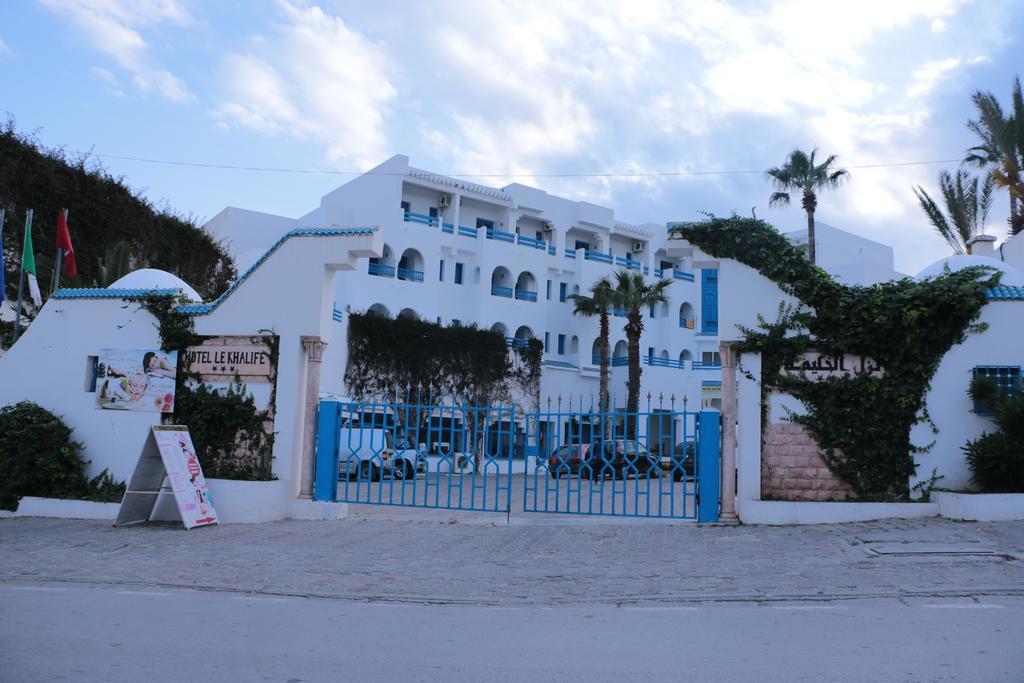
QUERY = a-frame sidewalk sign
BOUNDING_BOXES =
[115,425,219,529]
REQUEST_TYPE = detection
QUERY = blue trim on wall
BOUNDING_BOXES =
[314,401,340,501]
[52,287,182,300]
[987,285,1024,300]
[176,226,377,316]
[697,411,720,523]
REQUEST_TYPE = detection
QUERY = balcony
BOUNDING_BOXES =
[368,262,395,278]
[457,225,478,238]
[672,268,695,282]
[645,356,684,369]
[485,227,515,243]
[404,210,439,227]
[584,249,613,264]
[396,267,424,282]
[491,285,513,298]
[614,256,643,271]
[516,234,546,250]
[692,361,721,370]
[514,289,538,302]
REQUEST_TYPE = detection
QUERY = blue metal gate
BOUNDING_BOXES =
[314,398,515,512]
[314,397,720,521]
[522,398,719,521]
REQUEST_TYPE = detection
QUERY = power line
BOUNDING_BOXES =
[88,152,965,179]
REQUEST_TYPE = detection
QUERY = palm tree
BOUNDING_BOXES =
[569,278,616,423]
[964,77,1024,236]
[766,148,850,263]
[611,270,673,424]
[913,170,994,255]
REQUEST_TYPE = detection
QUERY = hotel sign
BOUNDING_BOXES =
[183,344,273,378]
[783,351,883,380]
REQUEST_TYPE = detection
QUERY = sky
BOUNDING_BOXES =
[1,0,1022,275]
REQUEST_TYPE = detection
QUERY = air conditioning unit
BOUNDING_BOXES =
[632,242,644,252]
[439,195,451,208]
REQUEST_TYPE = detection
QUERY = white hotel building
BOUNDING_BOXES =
[206,154,728,412]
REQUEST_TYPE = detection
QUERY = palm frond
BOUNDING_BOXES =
[768,191,790,207]
[914,184,965,255]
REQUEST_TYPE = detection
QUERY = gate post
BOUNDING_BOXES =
[697,411,720,523]
[313,401,339,501]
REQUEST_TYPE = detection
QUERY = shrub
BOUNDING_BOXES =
[964,380,1024,492]
[0,401,125,510]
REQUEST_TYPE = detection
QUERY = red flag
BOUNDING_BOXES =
[56,209,77,278]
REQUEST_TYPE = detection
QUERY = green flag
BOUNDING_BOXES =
[22,214,41,306]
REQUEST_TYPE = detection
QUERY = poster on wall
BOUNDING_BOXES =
[152,425,218,529]
[96,348,178,412]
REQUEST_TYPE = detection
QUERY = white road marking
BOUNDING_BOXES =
[772,605,848,610]
[229,595,295,603]
[622,605,700,611]
[921,603,1006,609]
[115,590,172,597]
[3,586,67,592]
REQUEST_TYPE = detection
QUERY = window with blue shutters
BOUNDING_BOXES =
[559,283,568,302]
[439,260,445,281]
[546,280,552,300]
[701,269,719,335]
[454,262,464,284]
[972,366,1021,415]
[558,334,566,355]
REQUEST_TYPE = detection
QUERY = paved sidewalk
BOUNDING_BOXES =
[2,515,1023,606]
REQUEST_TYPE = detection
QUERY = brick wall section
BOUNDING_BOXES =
[761,422,855,501]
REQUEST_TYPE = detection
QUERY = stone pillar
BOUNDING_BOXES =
[718,341,739,523]
[299,336,327,499]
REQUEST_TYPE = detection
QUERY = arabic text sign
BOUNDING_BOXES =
[183,345,272,377]
[783,352,884,380]
[152,426,218,529]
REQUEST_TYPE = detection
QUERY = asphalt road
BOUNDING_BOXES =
[2,582,1021,682]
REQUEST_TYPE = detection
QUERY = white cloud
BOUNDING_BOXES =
[0,38,10,55]
[37,0,193,102]
[90,65,125,97]
[214,1,396,168]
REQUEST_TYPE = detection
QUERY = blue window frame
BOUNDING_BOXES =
[559,282,568,302]
[476,218,494,230]
[400,200,410,213]
[454,262,464,285]
[546,280,552,300]
[544,332,550,352]
[972,366,1021,415]
[575,240,590,250]
[439,259,445,281]
[558,334,566,355]
[701,269,719,335]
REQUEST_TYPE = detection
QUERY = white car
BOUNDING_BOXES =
[338,427,426,481]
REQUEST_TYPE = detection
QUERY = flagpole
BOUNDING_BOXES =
[51,209,67,296]
[13,209,31,343]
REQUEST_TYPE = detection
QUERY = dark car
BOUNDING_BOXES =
[658,441,696,481]
[547,444,591,479]
[584,440,661,480]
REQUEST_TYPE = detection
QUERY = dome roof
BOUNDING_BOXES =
[915,255,1024,287]
[108,269,203,302]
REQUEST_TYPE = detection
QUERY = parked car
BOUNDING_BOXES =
[337,427,426,481]
[547,444,591,479]
[584,440,661,480]
[658,441,696,481]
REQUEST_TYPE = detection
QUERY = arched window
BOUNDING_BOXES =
[591,337,603,365]
[397,249,425,282]
[569,336,579,359]
[367,303,391,318]
[514,271,538,301]
[659,349,669,359]
[679,302,695,328]
[490,322,508,336]
[679,349,693,367]
[368,243,396,278]
[513,325,534,349]
[612,341,628,366]
[491,266,513,297]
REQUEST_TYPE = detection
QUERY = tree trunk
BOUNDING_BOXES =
[802,189,817,264]
[625,308,643,438]
[599,310,610,439]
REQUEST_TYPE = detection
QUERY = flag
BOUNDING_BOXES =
[22,217,41,307]
[56,209,76,278]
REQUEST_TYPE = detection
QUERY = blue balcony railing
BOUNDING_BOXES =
[645,356,684,369]
[516,234,546,250]
[615,256,642,271]
[564,248,577,259]
[548,245,557,255]
[610,356,629,367]
[441,222,454,234]
[404,211,439,227]
[396,268,424,282]
[491,284,513,298]
[486,228,516,243]
[543,359,578,369]
[673,268,695,282]
[514,289,538,302]
[584,249,613,264]
[368,262,395,278]
[510,338,531,349]
[613,307,628,317]
[692,361,721,370]
[458,225,478,238]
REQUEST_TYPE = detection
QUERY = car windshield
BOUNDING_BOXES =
[385,431,394,449]
[622,441,647,455]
